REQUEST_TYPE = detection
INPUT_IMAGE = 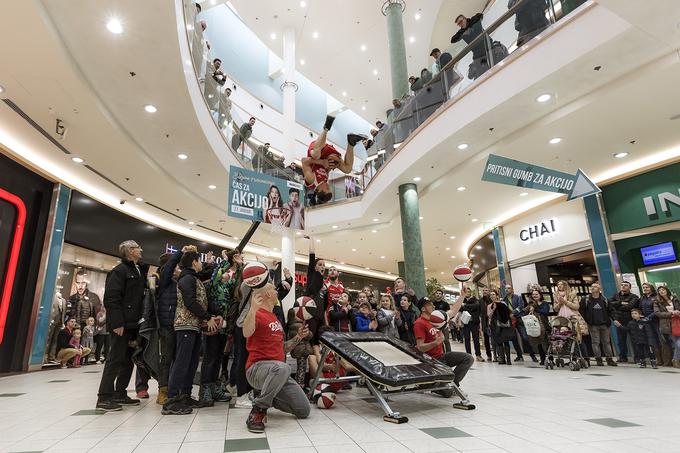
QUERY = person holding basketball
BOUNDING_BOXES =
[302,115,366,205]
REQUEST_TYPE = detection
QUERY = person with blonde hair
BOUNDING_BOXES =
[376,294,401,339]
[554,280,589,360]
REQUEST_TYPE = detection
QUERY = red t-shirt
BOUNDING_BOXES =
[324,279,345,323]
[306,141,341,189]
[246,309,285,369]
[413,316,443,359]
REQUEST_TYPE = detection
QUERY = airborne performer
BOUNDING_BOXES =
[302,115,366,205]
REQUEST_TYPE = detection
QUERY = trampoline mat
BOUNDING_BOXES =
[320,331,455,387]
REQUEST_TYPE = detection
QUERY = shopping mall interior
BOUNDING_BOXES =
[1,0,680,452]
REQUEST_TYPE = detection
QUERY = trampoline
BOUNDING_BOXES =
[308,332,475,423]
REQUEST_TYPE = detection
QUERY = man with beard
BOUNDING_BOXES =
[70,271,102,331]
[324,266,344,324]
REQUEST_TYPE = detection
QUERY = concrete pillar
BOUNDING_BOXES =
[397,261,406,280]
[398,183,426,299]
[281,27,297,311]
[382,0,410,100]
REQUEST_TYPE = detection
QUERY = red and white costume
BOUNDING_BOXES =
[324,278,345,324]
[306,141,341,190]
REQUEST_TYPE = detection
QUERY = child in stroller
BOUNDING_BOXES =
[545,316,589,371]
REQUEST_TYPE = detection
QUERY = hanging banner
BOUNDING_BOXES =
[227,166,305,230]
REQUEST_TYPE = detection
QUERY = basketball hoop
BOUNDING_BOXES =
[265,206,291,236]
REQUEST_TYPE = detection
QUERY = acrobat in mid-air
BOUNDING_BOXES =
[302,115,366,205]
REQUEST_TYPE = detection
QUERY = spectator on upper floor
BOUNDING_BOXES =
[233,117,256,151]
[451,13,493,80]
[211,58,227,86]
[219,87,233,128]
[430,48,453,73]
[510,0,549,47]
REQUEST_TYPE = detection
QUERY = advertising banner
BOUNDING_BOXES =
[228,166,305,230]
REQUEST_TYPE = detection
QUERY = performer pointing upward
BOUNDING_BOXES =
[302,115,366,205]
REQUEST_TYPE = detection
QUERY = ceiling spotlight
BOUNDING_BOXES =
[457,186,466,191]
[449,236,456,240]
[373,69,378,76]
[414,12,421,20]
[177,153,188,160]
[372,218,379,222]
[440,271,444,275]
[208,184,217,190]
[450,255,455,259]
[342,91,347,97]
[457,143,468,150]
[380,256,385,259]
[300,59,305,65]
[520,192,529,197]
[419,216,424,220]
[188,221,195,225]
[409,36,415,43]
[270,32,277,40]
[71,157,84,163]
[144,104,157,113]
[445,247,450,251]
[536,93,552,103]
[312,31,319,39]
[352,248,357,252]
[296,231,302,236]
[371,229,377,233]
[0,85,5,93]
[300,0,306,6]
[413,176,421,182]
[106,17,123,34]
[361,106,366,111]
[233,237,239,241]
[316,239,321,243]
[424,267,428,270]
[360,44,367,52]
[471,218,478,222]
[476,245,483,249]
[135,197,144,202]
[332,225,338,229]
[613,152,629,158]
[549,137,562,144]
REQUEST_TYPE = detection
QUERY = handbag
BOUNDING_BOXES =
[672,316,680,337]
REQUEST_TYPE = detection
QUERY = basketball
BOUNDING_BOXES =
[293,296,317,321]
[453,264,473,282]
[430,310,449,329]
[313,383,336,409]
[242,261,269,288]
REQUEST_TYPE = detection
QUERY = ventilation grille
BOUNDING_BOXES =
[196,223,234,239]
[2,98,72,155]
[83,165,135,196]
[145,202,187,221]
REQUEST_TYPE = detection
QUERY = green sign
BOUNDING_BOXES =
[481,154,600,200]
[602,162,680,234]
[228,166,305,230]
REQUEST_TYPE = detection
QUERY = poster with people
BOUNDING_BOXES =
[228,165,305,230]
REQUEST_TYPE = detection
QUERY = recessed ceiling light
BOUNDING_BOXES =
[352,248,357,252]
[0,85,5,94]
[300,0,306,7]
[177,153,188,160]
[270,32,277,40]
[372,218,379,222]
[380,256,385,259]
[373,69,378,76]
[450,255,455,259]
[360,44,367,52]
[300,59,305,65]
[312,31,319,39]
[457,186,466,191]
[371,229,377,233]
[449,236,456,240]
[470,254,476,258]
[106,18,123,34]
[549,137,562,144]
[409,36,415,43]
[188,221,195,225]
[440,271,444,275]
[445,247,450,251]
[414,12,421,20]
[361,106,366,111]
[424,267,428,270]
[613,152,629,158]
[419,216,424,220]
[413,176,421,182]
[536,93,552,103]
[135,197,144,202]
[233,237,239,241]
[520,192,529,197]
[342,91,347,97]
[316,239,321,243]
[332,225,338,229]
[476,245,483,249]
[208,184,217,190]
[471,218,478,222]
[365,267,370,270]
[457,143,469,150]
[144,104,157,113]
[71,157,84,163]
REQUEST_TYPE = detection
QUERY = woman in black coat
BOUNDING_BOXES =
[461,287,483,361]
[488,289,515,365]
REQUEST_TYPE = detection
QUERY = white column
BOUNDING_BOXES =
[281,27,297,312]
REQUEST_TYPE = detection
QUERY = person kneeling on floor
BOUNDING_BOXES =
[414,290,474,395]
[243,282,311,433]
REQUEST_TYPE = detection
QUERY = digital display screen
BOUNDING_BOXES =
[640,242,677,266]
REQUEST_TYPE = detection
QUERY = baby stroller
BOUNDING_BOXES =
[545,316,589,371]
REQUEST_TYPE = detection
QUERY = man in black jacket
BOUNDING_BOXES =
[432,290,452,352]
[609,281,640,363]
[96,240,148,412]
[451,13,492,79]
[579,283,617,367]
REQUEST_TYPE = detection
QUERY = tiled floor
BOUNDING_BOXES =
[1,347,680,453]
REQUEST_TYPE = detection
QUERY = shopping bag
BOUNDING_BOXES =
[672,316,680,337]
[522,314,542,338]
[459,311,472,325]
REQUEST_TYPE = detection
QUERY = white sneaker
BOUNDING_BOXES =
[233,392,253,409]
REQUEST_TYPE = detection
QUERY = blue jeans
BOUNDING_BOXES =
[616,324,629,359]
[674,336,680,360]
[168,330,201,398]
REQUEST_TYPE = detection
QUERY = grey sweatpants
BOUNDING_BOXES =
[590,325,612,359]
[246,360,310,419]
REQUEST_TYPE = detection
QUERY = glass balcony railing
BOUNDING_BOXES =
[181,0,587,206]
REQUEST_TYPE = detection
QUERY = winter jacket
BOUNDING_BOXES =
[56,327,73,353]
[504,293,525,317]
[304,253,328,320]
[393,291,420,313]
[639,294,657,319]
[175,268,211,331]
[103,259,149,330]
[609,291,640,324]
[354,313,374,332]
[329,303,354,332]
[208,259,243,333]
[397,306,418,345]
[450,13,489,59]
[462,297,481,325]
[157,250,182,328]
[653,296,680,335]
[624,319,656,345]
[579,294,611,327]
[70,290,101,325]
[377,308,401,338]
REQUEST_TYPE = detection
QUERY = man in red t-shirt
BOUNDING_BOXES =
[413,293,474,393]
[243,283,311,433]
[301,115,367,205]
[324,266,344,324]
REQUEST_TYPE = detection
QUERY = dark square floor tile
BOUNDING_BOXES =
[587,388,620,393]
[586,373,611,377]
[84,371,101,374]
[508,376,532,379]
[48,379,70,383]
[71,409,103,416]
[0,393,25,397]
[224,438,269,452]
[480,392,513,398]
[421,427,471,439]
[585,418,640,428]
[660,370,679,374]
[362,397,377,403]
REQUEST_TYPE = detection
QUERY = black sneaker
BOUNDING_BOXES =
[161,396,192,415]
[324,115,335,131]
[96,400,122,412]
[113,395,140,406]
[246,407,267,433]
[347,133,368,146]
[514,356,524,362]
[596,358,604,366]
[606,358,618,367]
[183,394,212,408]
